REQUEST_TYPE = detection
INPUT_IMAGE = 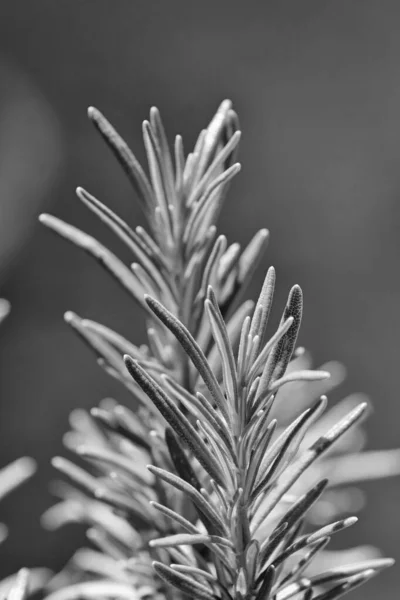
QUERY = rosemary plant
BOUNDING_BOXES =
[39,101,397,600]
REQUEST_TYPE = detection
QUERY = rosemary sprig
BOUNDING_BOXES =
[40,101,398,600]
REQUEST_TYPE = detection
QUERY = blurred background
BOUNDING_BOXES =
[0,0,399,597]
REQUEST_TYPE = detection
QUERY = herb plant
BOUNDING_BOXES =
[39,101,397,600]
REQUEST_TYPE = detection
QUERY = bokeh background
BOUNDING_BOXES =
[0,0,399,598]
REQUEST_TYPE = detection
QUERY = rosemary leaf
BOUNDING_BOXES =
[153,561,215,600]
[125,356,226,488]
[144,296,229,421]
[87,106,154,215]
[39,215,150,312]
[147,466,226,536]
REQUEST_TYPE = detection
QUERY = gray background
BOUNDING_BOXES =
[0,1,399,598]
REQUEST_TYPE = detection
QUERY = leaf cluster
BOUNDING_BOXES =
[39,101,395,600]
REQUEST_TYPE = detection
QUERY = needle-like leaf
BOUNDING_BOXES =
[124,356,226,488]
